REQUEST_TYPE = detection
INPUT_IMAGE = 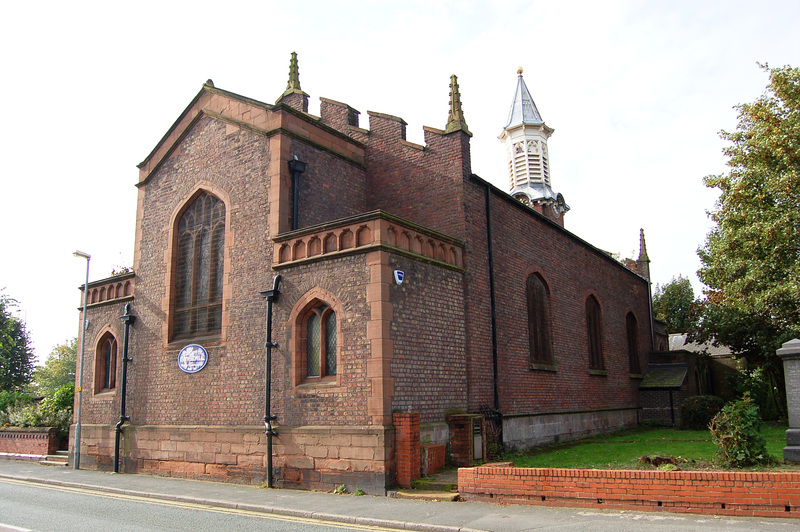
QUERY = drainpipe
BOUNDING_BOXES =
[260,275,282,488]
[288,158,306,231]
[115,303,136,473]
[483,182,500,413]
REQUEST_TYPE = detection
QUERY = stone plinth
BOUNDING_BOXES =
[777,338,800,462]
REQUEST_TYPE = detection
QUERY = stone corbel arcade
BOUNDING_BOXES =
[273,210,464,271]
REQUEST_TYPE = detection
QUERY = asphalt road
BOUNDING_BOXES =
[0,478,393,532]
[1,460,799,532]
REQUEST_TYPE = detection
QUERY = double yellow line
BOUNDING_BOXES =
[0,478,397,531]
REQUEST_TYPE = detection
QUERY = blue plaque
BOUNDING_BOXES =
[177,344,208,374]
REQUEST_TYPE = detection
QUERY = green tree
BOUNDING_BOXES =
[33,338,77,397]
[696,64,800,414]
[0,291,34,392]
[653,275,697,333]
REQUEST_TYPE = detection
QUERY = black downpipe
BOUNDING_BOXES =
[484,183,500,413]
[115,303,135,473]
[288,158,306,231]
[260,275,282,488]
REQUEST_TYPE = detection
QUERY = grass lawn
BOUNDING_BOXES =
[503,424,792,471]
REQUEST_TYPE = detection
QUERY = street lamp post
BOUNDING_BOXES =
[73,250,91,469]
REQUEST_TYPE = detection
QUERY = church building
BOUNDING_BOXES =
[72,54,654,494]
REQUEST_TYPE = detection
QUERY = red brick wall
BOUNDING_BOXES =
[447,414,484,466]
[462,183,495,413]
[128,115,272,427]
[459,464,800,518]
[0,428,58,457]
[76,300,129,425]
[463,179,651,425]
[271,254,372,427]
[290,137,366,229]
[388,254,467,422]
[421,444,445,476]
[364,113,469,241]
[394,413,420,488]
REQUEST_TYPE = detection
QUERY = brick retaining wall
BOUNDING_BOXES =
[459,464,800,518]
[0,428,59,459]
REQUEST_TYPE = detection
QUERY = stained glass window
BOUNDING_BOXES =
[307,313,321,377]
[95,333,117,393]
[325,311,337,376]
[305,306,337,378]
[174,193,225,339]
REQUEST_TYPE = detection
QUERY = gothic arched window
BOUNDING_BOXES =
[95,332,117,394]
[526,274,553,365]
[306,305,337,378]
[173,192,225,340]
[626,312,641,374]
[586,295,605,370]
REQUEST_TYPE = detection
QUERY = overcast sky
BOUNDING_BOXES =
[1,0,798,362]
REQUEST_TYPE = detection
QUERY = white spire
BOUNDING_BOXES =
[499,68,569,222]
[505,68,544,128]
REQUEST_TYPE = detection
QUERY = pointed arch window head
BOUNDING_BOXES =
[526,274,553,366]
[95,333,117,394]
[586,295,605,371]
[174,192,225,340]
[626,312,641,374]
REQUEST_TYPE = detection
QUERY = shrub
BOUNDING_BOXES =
[727,366,781,421]
[41,382,74,413]
[0,390,32,413]
[1,384,73,438]
[709,393,769,467]
[680,395,725,430]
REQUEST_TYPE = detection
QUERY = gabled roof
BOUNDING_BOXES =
[135,80,366,186]
[137,81,274,176]
[505,68,544,129]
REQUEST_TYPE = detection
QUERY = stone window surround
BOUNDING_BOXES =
[93,327,118,397]
[162,183,233,348]
[289,287,345,392]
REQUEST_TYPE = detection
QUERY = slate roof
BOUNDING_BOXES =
[505,69,544,128]
[639,363,688,390]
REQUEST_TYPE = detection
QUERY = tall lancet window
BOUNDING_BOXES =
[626,312,641,374]
[586,295,605,370]
[526,274,553,365]
[174,193,225,339]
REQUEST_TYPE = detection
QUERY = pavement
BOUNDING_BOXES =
[1,459,798,532]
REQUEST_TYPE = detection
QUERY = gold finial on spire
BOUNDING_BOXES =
[517,67,523,75]
[444,74,472,136]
